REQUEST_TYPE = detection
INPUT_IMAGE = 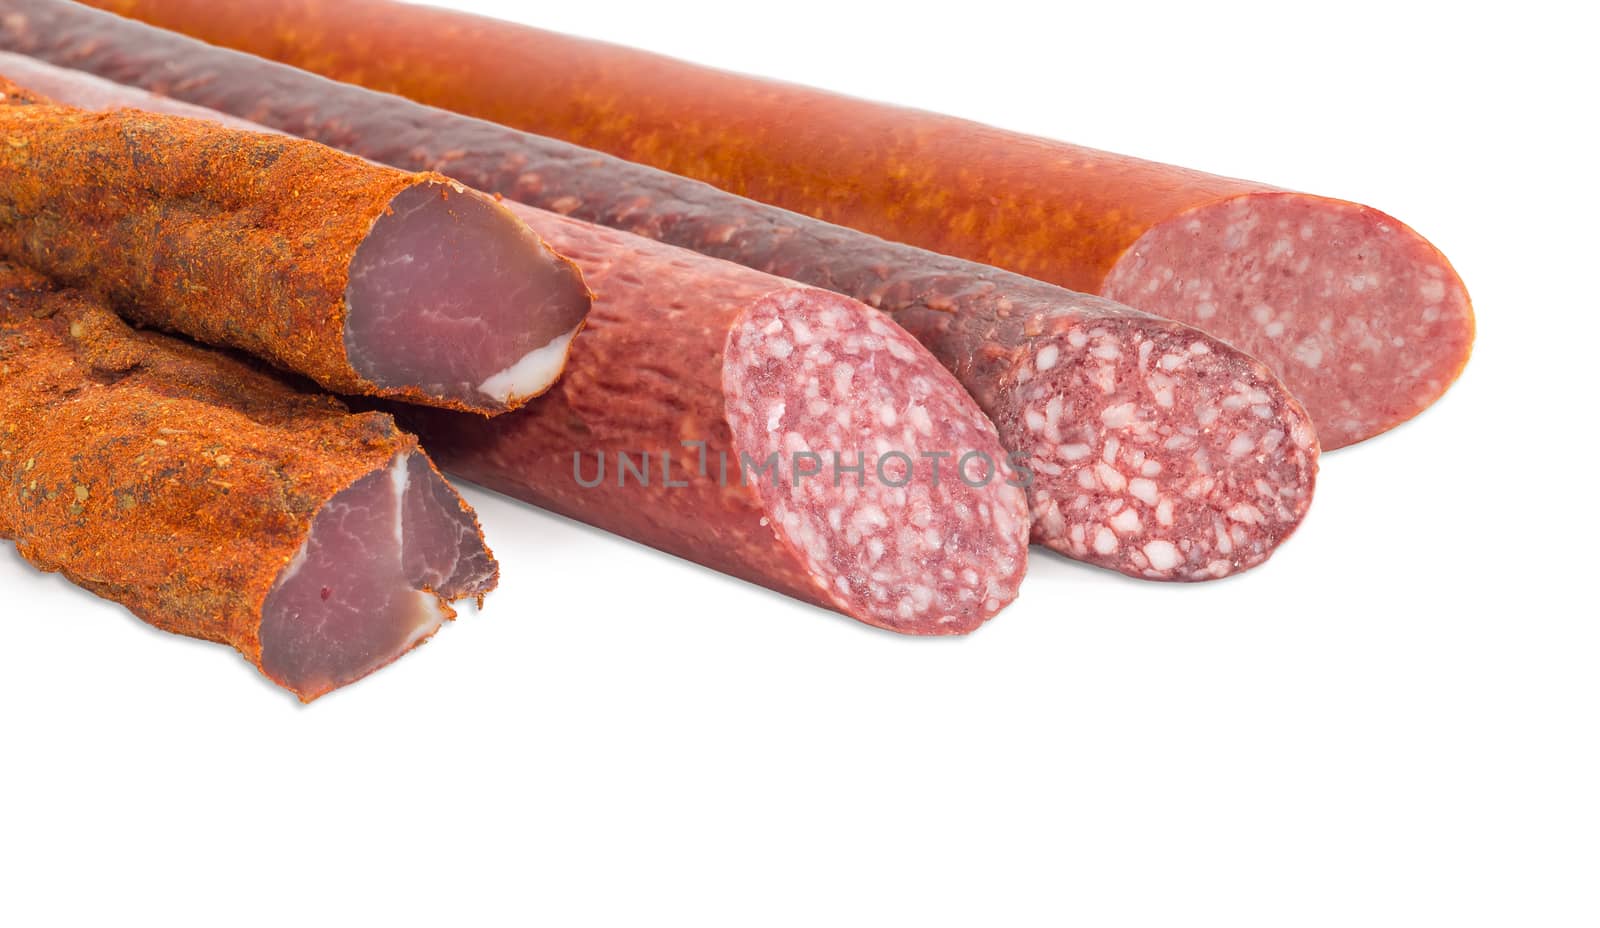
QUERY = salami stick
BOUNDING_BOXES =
[0,62,1030,627]
[0,34,1319,581]
[397,213,1034,633]
[0,76,590,416]
[59,0,1471,450]
[0,260,498,701]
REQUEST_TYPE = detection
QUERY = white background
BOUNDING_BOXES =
[2,1,1595,925]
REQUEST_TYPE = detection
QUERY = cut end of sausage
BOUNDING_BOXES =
[1002,315,1318,581]
[258,452,498,701]
[1103,191,1474,449]
[723,289,1030,634]
[344,182,590,414]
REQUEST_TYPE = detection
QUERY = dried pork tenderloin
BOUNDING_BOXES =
[0,261,497,701]
[0,75,589,415]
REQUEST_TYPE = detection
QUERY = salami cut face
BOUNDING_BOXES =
[45,0,1470,449]
[0,44,1323,582]
[0,76,590,415]
[723,292,1029,626]
[1100,193,1474,449]
[996,314,1316,579]
[0,262,498,702]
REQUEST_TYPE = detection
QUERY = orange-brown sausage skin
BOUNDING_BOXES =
[73,0,1472,449]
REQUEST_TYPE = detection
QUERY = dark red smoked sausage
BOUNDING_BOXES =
[0,23,1319,582]
[0,58,1030,629]
[67,0,1471,451]
[401,211,1034,633]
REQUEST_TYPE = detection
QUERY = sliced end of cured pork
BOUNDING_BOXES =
[0,256,501,702]
[258,452,497,701]
[343,181,591,414]
[1102,192,1474,449]
[997,312,1319,581]
[722,290,1030,633]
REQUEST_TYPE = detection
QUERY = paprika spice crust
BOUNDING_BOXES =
[0,82,591,415]
[0,261,499,701]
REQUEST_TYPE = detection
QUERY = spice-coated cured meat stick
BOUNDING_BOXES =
[0,77,590,416]
[0,21,1319,583]
[0,61,1032,631]
[0,258,498,702]
[64,0,1472,451]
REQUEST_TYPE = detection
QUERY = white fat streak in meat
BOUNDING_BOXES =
[476,324,581,404]
[275,536,312,585]
[390,454,449,640]
[398,593,450,650]
[390,454,410,548]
